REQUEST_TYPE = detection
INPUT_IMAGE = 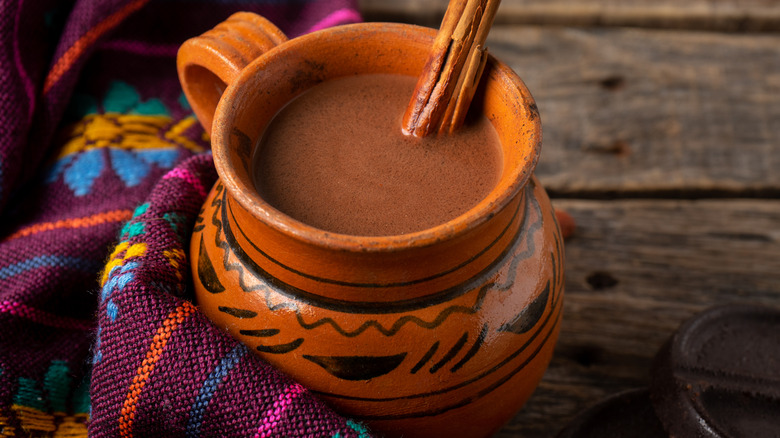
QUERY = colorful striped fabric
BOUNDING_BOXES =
[0,0,370,436]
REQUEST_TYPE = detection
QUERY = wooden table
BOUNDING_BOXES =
[360,1,780,436]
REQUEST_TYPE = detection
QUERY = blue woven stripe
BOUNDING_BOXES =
[0,255,100,280]
[186,344,248,437]
[347,419,371,438]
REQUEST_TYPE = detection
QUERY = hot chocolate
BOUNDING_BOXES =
[252,73,503,236]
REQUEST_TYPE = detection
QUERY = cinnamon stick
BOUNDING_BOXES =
[402,0,501,137]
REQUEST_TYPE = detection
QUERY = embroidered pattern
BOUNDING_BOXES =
[162,248,186,283]
[6,361,90,437]
[46,81,205,196]
[94,239,148,364]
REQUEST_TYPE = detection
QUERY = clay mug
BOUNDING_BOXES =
[177,12,564,438]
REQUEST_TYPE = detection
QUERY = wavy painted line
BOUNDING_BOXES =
[291,185,545,337]
[316,301,563,405]
[346,307,563,419]
[209,182,546,339]
[204,183,262,296]
[292,283,493,338]
[227,189,524,289]
[209,185,279,296]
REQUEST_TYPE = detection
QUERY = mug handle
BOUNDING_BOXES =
[177,12,288,134]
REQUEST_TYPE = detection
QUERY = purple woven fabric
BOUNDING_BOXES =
[0,0,369,436]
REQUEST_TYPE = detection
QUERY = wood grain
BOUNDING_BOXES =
[359,0,780,31]
[485,26,780,196]
[496,199,780,437]
[355,9,780,195]
[357,4,779,436]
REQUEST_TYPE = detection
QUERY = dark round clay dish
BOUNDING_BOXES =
[650,304,780,438]
[556,388,667,438]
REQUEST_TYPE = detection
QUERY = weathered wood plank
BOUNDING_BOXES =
[483,26,780,196]
[496,198,780,437]
[344,18,780,194]
[359,0,780,32]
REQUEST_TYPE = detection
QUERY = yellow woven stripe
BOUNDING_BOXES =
[100,242,147,286]
[164,116,205,152]
[55,113,206,160]
[53,414,89,438]
[5,408,88,437]
[162,248,185,282]
[11,405,56,433]
[0,414,15,437]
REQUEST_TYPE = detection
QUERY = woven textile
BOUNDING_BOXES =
[0,0,370,436]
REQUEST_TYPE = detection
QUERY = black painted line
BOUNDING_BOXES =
[217,184,537,314]
[498,282,550,335]
[430,332,469,374]
[294,282,494,336]
[256,338,303,354]
[207,180,558,354]
[217,306,257,319]
[239,329,280,337]
[550,232,564,309]
[308,188,565,403]
[350,306,563,421]
[226,187,525,288]
[209,186,270,296]
[450,323,488,373]
[311,278,561,402]
[410,341,440,374]
[198,235,226,294]
[555,233,564,299]
[303,353,408,381]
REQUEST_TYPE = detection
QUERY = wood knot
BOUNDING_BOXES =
[586,271,619,290]
[598,75,626,91]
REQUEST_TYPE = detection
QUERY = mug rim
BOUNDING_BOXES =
[211,22,541,252]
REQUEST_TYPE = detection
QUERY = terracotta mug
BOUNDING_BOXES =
[178,12,564,438]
